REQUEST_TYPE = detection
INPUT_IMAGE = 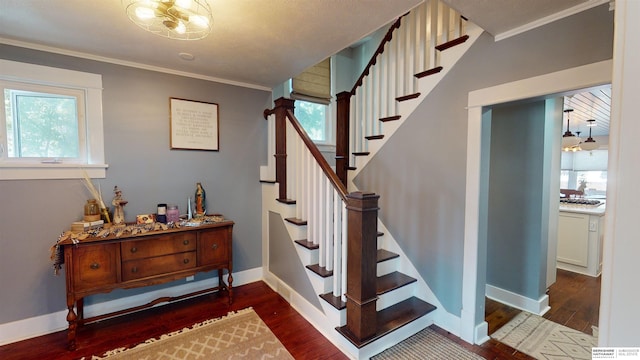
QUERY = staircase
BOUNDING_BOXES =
[261,1,482,358]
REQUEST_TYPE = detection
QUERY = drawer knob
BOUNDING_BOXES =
[183,240,190,245]
[131,267,138,273]
[90,263,100,270]
[212,243,218,250]
[183,258,190,264]
[130,247,137,253]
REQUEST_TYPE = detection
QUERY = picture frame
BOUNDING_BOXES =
[169,97,219,151]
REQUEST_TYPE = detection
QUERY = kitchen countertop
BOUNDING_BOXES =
[559,203,606,216]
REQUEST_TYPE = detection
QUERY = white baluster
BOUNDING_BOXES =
[341,202,348,302]
[318,170,326,268]
[325,181,334,272]
[333,191,342,297]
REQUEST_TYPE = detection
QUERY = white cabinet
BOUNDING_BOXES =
[557,210,604,277]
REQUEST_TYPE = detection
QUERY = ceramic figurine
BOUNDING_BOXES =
[195,182,206,217]
[112,186,128,224]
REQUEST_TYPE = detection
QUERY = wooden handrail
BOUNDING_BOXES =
[285,109,349,202]
[350,15,405,95]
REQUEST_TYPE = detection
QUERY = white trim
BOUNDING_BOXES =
[0,267,262,346]
[0,37,271,92]
[494,0,610,41]
[486,284,550,316]
[462,60,612,344]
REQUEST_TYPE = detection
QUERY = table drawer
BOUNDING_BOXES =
[122,251,196,281]
[198,228,230,266]
[121,233,196,261]
[72,243,118,291]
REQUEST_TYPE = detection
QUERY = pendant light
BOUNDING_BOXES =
[581,119,598,151]
[562,109,580,150]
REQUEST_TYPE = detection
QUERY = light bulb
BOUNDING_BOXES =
[135,6,156,20]
[175,21,186,34]
[190,14,210,28]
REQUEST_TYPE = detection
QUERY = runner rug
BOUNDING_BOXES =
[371,327,484,359]
[491,311,598,360]
[91,307,294,359]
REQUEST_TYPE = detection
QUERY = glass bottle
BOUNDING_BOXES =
[84,199,100,221]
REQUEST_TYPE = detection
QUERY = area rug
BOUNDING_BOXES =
[491,312,598,360]
[92,307,294,359]
[371,327,484,359]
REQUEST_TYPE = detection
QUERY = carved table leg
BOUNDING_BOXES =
[227,270,233,305]
[66,302,78,351]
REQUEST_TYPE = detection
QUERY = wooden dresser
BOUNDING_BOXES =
[59,220,234,350]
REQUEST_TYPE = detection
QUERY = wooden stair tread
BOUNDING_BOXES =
[347,166,357,171]
[396,93,420,102]
[379,115,401,122]
[377,271,416,295]
[294,239,318,250]
[285,217,307,226]
[306,264,332,278]
[259,179,276,184]
[277,198,296,205]
[320,292,346,310]
[336,296,437,348]
[435,34,469,51]
[377,249,399,263]
[365,134,384,140]
[352,152,370,156]
[415,66,443,79]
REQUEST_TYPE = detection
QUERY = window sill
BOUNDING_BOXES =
[316,144,336,153]
[0,164,108,180]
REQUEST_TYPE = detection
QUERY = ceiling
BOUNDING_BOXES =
[0,0,609,89]
[0,0,610,134]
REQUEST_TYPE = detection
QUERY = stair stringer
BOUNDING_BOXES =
[350,23,484,178]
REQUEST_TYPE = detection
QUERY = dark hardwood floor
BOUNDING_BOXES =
[479,269,601,359]
[0,270,600,360]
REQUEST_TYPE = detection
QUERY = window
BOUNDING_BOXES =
[295,100,329,142]
[289,57,334,146]
[0,59,106,180]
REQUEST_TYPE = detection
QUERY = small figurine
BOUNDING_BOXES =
[195,182,206,217]
[112,186,128,224]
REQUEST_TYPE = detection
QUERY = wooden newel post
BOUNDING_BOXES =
[344,191,379,342]
[336,91,351,187]
[273,97,295,200]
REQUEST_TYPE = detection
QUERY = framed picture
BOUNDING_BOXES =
[169,98,219,151]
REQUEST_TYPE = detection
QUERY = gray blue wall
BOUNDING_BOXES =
[486,101,547,299]
[353,4,613,315]
[0,44,270,324]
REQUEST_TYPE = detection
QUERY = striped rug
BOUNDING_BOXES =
[371,327,484,359]
[491,311,598,360]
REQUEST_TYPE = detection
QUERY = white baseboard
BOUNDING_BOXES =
[0,267,263,346]
[486,284,550,316]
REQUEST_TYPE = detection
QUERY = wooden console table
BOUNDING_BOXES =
[58,220,234,350]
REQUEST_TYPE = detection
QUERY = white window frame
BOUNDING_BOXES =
[0,59,107,180]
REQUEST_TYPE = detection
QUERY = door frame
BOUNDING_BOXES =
[460,60,613,344]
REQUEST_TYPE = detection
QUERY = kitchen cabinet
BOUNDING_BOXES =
[557,207,604,277]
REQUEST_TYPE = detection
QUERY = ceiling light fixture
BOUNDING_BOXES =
[580,119,599,151]
[123,0,213,40]
[562,109,581,151]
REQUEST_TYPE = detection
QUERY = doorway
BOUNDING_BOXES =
[460,60,612,344]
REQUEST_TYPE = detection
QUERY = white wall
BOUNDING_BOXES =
[599,0,640,347]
